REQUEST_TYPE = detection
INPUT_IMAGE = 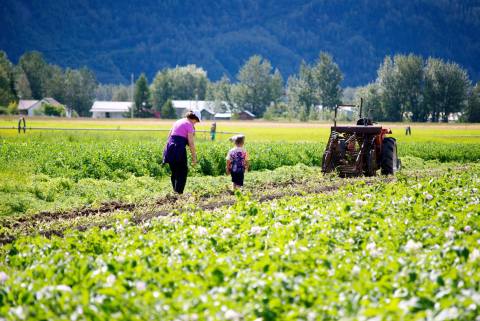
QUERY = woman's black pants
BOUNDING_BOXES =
[169,161,188,194]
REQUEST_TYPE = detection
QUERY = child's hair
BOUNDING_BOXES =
[230,134,245,145]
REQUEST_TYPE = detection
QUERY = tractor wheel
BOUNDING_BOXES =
[381,137,399,175]
[365,149,377,177]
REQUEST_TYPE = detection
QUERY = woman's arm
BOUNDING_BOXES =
[187,132,197,165]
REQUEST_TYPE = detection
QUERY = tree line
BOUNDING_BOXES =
[1,50,479,122]
[0,51,97,116]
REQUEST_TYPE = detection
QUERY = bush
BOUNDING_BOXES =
[160,100,177,119]
[7,101,18,115]
[43,103,66,116]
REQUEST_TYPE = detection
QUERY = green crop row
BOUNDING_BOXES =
[1,131,480,182]
[0,165,479,320]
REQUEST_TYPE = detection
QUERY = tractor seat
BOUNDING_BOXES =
[357,118,373,126]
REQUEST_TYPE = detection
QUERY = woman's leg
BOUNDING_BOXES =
[175,161,188,194]
[169,163,177,190]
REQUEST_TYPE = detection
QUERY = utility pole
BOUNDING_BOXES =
[131,73,134,119]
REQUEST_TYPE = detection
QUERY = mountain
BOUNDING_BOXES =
[1,0,479,86]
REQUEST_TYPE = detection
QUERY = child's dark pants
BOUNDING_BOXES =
[231,172,244,186]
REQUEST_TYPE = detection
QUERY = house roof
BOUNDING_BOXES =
[90,101,132,113]
[171,100,216,114]
[240,110,255,117]
[42,97,62,106]
[18,100,40,110]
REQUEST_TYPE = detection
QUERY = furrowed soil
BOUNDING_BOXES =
[0,162,470,245]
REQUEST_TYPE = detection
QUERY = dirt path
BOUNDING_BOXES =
[0,164,466,245]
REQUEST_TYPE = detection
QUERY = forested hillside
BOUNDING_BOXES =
[1,0,479,85]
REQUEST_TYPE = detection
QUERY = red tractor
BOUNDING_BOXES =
[321,99,401,177]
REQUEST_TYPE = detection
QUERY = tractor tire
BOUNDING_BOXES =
[365,149,377,177]
[381,137,399,175]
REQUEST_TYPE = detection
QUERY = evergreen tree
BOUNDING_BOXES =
[64,67,97,116]
[14,67,31,99]
[0,51,16,106]
[134,73,152,117]
[312,52,343,110]
[466,82,480,122]
[18,51,48,99]
[161,99,177,119]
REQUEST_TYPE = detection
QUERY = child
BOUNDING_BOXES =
[226,134,249,190]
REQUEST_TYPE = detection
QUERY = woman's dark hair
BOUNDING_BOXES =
[185,111,200,122]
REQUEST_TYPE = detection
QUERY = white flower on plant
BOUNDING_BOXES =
[135,281,147,292]
[445,226,456,239]
[351,265,361,276]
[106,274,116,287]
[365,194,372,199]
[55,285,72,292]
[224,309,243,321]
[249,226,265,236]
[366,242,382,258]
[347,193,353,198]
[433,307,459,321]
[470,249,480,262]
[425,193,433,201]
[153,291,160,298]
[355,199,366,207]
[398,297,418,313]
[405,240,422,253]
[221,228,233,238]
[10,306,25,320]
[0,271,8,283]
[312,210,320,216]
[70,306,84,321]
[464,225,472,233]
[196,226,208,236]
[123,218,129,225]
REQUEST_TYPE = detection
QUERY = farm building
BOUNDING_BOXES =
[18,98,64,116]
[90,101,132,118]
[171,100,215,120]
[238,110,255,120]
[214,111,256,120]
[214,112,232,120]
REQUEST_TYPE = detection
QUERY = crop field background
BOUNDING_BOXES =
[0,117,479,320]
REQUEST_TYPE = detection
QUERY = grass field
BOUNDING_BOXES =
[0,117,479,320]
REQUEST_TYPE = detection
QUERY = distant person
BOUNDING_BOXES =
[405,125,412,136]
[226,134,249,190]
[210,122,217,141]
[163,111,200,194]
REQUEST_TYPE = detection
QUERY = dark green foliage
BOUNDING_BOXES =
[2,1,479,86]
[151,65,208,110]
[466,83,480,122]
[134,73,152,117]
[43,103,65,116]
[0,51,16,106]
[160,100,177,119]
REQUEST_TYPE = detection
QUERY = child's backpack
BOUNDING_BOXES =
[231,151,245,174]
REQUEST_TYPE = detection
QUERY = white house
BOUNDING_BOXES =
[171,100,217,120]
[18,98,64,116]
[90,101,133,118]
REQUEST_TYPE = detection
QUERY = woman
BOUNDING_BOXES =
[163,111,200,194]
